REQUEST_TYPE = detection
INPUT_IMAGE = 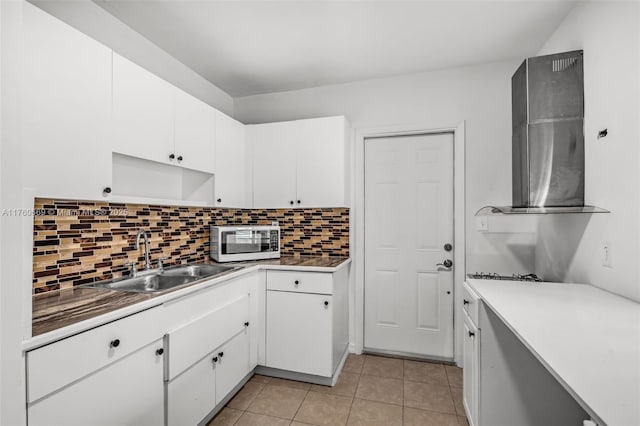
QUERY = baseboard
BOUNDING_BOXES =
[256,347,350,387]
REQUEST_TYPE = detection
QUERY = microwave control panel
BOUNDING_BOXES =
[270,230,279,251]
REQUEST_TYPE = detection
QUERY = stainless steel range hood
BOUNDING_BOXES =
[477,50,608,216]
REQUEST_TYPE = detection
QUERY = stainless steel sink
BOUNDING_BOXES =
[82,264,238,293]
[93,274,198,293]
[161,264,235,278]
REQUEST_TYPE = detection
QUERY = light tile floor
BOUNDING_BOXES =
[208,354,468,426]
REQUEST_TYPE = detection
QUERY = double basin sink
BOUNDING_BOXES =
[82,264,238,294]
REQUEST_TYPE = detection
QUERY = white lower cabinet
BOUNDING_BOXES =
[463,313,479,426]
[265,268,349,378]
[164,274,255,426]
[167,351,216,426]
[266,291,333,376]
[28,339,165,426]
[25,266,351,425]
[215,329,250,405]
[166,329,250,426]
[462,282,481,426]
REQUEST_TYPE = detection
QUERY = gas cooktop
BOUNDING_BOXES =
[467,273,542,282]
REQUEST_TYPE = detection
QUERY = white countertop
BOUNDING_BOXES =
[467,279,640,426]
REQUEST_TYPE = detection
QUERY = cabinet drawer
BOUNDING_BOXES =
[463,281,481,325]
[28,339,164,426]
[27,306,165,403]
[267,270,333,295]
[166,294,249,380]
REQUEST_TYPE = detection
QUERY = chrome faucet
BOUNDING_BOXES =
[135,229,152,271]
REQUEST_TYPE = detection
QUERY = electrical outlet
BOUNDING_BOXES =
[476,216,488,232]
[602,241,613,268]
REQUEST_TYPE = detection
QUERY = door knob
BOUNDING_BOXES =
[437,259,453,268]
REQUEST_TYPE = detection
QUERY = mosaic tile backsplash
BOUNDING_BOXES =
[32,198,349,294]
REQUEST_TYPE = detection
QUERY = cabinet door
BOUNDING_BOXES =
[174,89,216,173]
[215,111,246,207]
[248,121,297,208]
[167,353,216,426]
[463,316,478,426]
[266,291,333,376]
[215,329,251,405]
[21,4,112,200]
[112,53,174,165]
[28,340,165,426]
[296,117,348,207]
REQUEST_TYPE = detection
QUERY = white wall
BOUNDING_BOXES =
[534,1,640,302]
[30,0,234,116]
[235,60,537,274]
[236,60,538,363]
[1,2,28,424]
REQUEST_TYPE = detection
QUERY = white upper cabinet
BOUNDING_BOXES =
[296,116,349,207]
[247,116,350,208]
[112,52,175,165]
[215,111,246,207]
[247,120,298,208]
[174,89,216,173]
[21,3,113,200]
[112,53,216,174]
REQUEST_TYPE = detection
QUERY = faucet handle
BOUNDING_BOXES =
[157,257,169,271]
[124,262,137,277]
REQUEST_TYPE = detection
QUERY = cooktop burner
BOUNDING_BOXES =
[467,272,542,282]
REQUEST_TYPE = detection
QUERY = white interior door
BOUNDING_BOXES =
[364,132,454,359]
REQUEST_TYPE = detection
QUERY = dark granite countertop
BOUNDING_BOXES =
[32,256,350,338]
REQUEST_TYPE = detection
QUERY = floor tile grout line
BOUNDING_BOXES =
[217,358,464,425]
[289,387,310,423]
[344,370,362,425]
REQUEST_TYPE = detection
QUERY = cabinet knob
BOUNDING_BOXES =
[290,201,294,205]
[468,331,475,337]
[294,280,299,286]
[324,301,329,307]
[169,153,175,160]
[177,155,183,162]
[109,339,120,348]
[297,200,301,204]
[218,351,224,358]
[212,356,218,363]
[244,321,250,327]
[103,187,112,194]
[217,198,222,203]
[463,299,469,305]
[155,348,164,356]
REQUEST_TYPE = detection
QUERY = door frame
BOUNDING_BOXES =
[352,122,466,366]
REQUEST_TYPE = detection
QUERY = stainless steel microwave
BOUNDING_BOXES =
[210,225,280,262]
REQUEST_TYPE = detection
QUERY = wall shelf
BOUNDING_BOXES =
[112,153,214,206]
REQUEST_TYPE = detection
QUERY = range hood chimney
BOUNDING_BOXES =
[477,50,608,215]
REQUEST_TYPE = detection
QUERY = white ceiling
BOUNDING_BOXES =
[95,0,576,97]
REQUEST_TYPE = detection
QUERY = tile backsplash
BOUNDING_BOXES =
[32,199,349,294]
